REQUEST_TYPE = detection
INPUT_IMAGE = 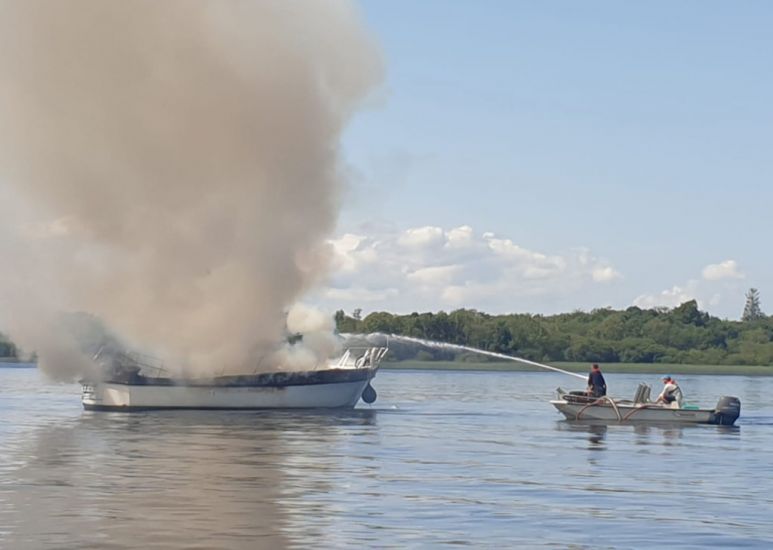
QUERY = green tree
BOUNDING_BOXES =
[0,331,18,358]
[742,288,764,321]
[671,300,708,326]
[362,311,399,334]
[334,309,345,326]
[336,301,773,366]
[333,310,362,333]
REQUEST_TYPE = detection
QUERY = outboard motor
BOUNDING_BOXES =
[712,396,741,425]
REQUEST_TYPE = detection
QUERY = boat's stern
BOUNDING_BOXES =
[80,379,106,410]
[710,396,741,425]
[80,380,98,408]
[81,378,135,410]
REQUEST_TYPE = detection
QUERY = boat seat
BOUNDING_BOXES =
[633,383,652,404]
[563,393,596,405]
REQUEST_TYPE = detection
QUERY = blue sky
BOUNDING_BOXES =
[322,1,772,319]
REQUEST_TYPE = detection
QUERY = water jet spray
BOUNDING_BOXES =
[346,333,586,380]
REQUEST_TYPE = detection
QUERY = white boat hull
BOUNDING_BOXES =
[551,400,716,424]
[83,378,373,411]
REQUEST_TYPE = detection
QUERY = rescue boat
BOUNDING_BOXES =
[551,384,740,425]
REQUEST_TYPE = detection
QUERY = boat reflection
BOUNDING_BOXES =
[554,421,608,450]
[554,418,741,450]
[0,409,378,549]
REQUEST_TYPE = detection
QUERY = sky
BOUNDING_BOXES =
[313,0,773,320]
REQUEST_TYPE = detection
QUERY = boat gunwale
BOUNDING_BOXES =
[548,398,739,425]
[548,399,715,415]
[84,366,377,388]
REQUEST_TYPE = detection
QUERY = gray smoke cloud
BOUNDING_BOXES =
[0,1,381,379]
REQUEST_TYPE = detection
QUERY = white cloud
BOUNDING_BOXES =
[328,233,378,273]
[317,224,622,314]
[633,265,747,318]
[702,260,744,281]
[633,283,699,309]
[440,285,467,305]
[592,266,622,283]
[445,225,473,248]
[397,226,444,248]
[486,236,567,280]
[324,230,750,319]
[406,264,460,285]
[324,287,398,303]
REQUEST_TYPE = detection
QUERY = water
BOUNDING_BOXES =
[2,367,773,549]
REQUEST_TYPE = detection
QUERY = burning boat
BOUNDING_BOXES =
[81,346,387,411]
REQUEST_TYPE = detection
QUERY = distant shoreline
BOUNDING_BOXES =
[382,360,773,377]
[0,358,36,367]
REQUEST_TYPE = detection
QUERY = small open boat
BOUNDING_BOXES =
[551,384,740,425]
[81,346,388,411]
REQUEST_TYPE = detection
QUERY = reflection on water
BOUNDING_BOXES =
[2,369,773,548]
[1,410,379,549]
[632,423,685,445]
[582,423,607,450]
[555,421,608,450]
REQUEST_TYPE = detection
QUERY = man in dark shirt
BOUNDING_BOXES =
[587,363,607,397]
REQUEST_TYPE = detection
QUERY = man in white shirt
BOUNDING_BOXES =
[656,375,683,408]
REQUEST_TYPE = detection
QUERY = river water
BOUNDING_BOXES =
[1,366,772,549]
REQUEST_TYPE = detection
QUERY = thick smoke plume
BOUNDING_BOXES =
[0,1,380,379]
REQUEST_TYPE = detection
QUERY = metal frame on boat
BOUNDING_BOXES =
[81,346,388,411]
[551,385,741,425]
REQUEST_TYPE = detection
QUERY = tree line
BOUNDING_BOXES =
[3,295,770,366]
[336,299,773,366]
[0,332,17,358]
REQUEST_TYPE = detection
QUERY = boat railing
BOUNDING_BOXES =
[93,345,169,377]
[336,346,389,369]
[92,344,388,376]
[123,351,169,377]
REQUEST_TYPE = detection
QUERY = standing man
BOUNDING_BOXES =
[587,363,607,398]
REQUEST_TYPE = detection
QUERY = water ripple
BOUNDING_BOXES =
[1,369,772,548]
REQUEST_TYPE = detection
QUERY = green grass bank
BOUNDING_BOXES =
[382,360,773,376]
